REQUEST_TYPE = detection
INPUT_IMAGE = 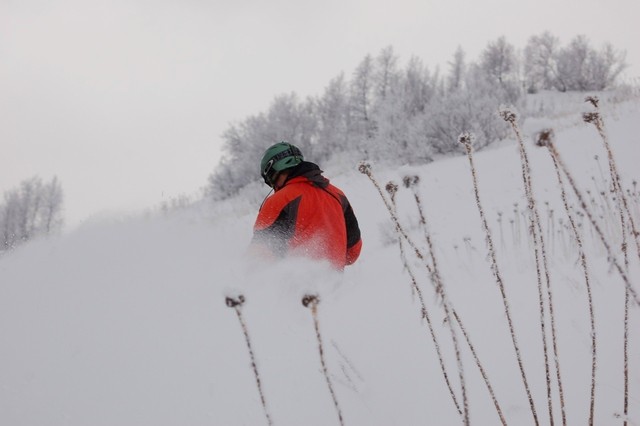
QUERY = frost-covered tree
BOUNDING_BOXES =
[42,176,64,234]
[479,36,522,104]
[368,47,403,161]
[480,36,518,85]
[524,33,626,92]
[316,73,351,160]
[373,96,435,165]
[350,54,376,143]
[206,122,260,199]
[374,46,400,101]
[371,55,439,164]
[555,35,591,91]
[447,46,466,93]
[463,64,512,145]
[0,176,64,251]
[523,32,561,93]
[402,56,436,116]
[427,63,511,155]
[1,191,20,250]
[588,43,627,90]
[206,35,627,199]
[556,35,626,91]
[262,93,317,156]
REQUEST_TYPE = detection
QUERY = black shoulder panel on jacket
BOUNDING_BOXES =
[341,195,361,249]
[252,196,302,256]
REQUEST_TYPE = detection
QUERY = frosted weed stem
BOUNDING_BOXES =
[459,133,540,426]
[386,182,465,420]
[502,108,566,426]
[302,295,344,426]
[537,128,597,426]
[359,162,505,425]
[387,181,469,425]
[583,96,638,426]
[584,96,640,265]
[542,141,639,304]
[226,295,273,426]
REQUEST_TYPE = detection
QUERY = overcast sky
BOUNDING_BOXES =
[2,0,639,229]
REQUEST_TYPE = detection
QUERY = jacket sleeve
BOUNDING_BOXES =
[342,199,362,265]
[346,238,362,265]
[251,194,301,257]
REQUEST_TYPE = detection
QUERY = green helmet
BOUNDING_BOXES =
[260,142,304,186]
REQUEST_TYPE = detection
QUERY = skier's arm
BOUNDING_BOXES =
[251,195,301,257]
[343,201,362,265]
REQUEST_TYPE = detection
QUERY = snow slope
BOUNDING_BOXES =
[1,95,639,425]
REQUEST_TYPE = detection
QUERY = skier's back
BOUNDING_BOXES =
[250,142,362,270]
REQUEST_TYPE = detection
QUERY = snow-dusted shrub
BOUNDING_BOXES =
[0,176,64,252]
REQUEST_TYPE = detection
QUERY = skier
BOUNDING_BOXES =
[250,142,362,270]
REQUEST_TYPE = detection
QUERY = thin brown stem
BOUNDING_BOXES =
[360,163,497,424]
[302,295,344,426]
[388,186,465,419]
[584,100,635,426]
[544,143,640,304]
[226,296,273,426]
[541,132,597,426]
[458,134,540,426]
[506,112,565,426]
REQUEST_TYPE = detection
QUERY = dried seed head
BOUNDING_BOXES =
[499,108,517,123]
[385,181,399,195]
[535,128,555,147]
[585,96,599,108]
[402,175,419,188]
[458,132,474,145]
[583,112,600,124]
[358,161,372,175]
[225,295,245,308]
[302,294,319,307]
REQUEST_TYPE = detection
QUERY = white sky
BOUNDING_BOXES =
[2,0,639,229]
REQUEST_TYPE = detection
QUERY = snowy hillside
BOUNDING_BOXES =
[1,95,640,425]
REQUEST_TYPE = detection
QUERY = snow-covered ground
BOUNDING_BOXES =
[1,94,639,425]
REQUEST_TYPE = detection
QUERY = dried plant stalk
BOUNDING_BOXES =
[542,141,639,304]
[387,182,465,420]
[302,295,344,426]
[451,309,507,426]
[583,96,638,426]
[538,128,597,426]
[458,134,540,426]
[398,176,475,424]
[378,173,469,425]
[503,109,566,426]
[360,162,506,425]
[226,295,273,426]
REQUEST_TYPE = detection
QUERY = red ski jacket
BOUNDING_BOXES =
[252,162,362,270]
